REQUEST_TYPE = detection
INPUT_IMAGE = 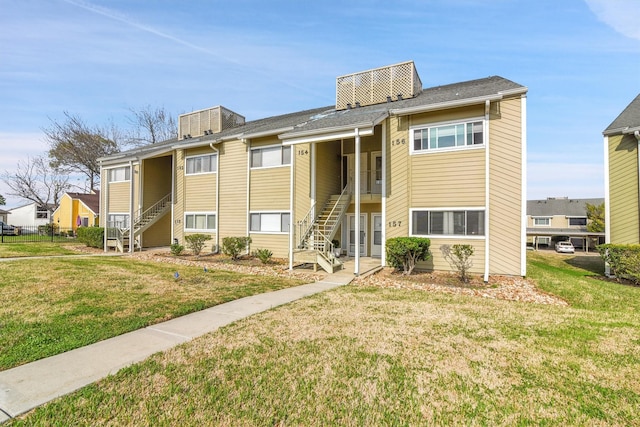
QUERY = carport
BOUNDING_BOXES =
[527,228,605,253]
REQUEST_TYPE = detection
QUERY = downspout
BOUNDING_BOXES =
[102,166,108,252]
[129,160,134,253]
[209,142,220,253]
[289,140,295,270]
[381,121,387,267]
[245,139,251,255]
[355,127,361,276]
[483,100,490,282]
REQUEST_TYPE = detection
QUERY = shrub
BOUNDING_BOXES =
[597,244,640,284]
[222,236,252,260]
[184,234,211,256]
[170,243,185,256]
[38,223,59,236]
[441,244,474,283]
[76,226,104,248]
[386,237,431,275]
[253,248,273,264]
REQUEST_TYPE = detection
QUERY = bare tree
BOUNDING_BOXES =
[127,105,177,146]
[1,156,70,210]
[43,112,121,190]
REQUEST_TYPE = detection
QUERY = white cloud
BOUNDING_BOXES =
[585,0,640,41]
[527,162,604,200]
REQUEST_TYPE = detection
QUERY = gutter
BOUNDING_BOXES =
[209,142,221,254]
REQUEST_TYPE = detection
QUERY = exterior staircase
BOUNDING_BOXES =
[295,186,351,273]
[113,193,172,252]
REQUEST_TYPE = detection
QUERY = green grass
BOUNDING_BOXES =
[0,242,80,258]
[8,252,640,426]
[0,257,304,370]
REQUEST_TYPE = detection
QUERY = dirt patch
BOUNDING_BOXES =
[355,268,568,306]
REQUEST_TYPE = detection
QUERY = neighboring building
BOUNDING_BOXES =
[99,61,528,278]
[7,202,53,227]
[0,209,9,223]
[526,197,605,251]
[603,93,640,245]
[52,191,100,232]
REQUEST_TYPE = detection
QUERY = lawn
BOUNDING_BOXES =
[8,252,640,425]
[0,242,81,258]
[0,256,305,370]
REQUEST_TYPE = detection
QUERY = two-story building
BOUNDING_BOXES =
[99,61,528,279]
[604,93,640,245]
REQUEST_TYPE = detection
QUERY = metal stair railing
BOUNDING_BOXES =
[295,201,316,249]
[129,193,172,237]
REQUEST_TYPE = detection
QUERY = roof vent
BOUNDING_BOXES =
[178,106,245,140]
[335,61,422,110]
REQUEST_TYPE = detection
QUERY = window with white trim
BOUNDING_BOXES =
[36,206,50,219]
[250,212,290,233]
[108,166,131,183]
[411,210,485,236]
[185,154,217,175]
[568,217,587,226]
[250,145,291,168]
[184,212,216,231]
[533,217,551,226]
[412,120,484,152]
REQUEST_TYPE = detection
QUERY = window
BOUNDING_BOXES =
[108,167,131,183]
[251,145,291,168]
[185,213,216,231]
[412,120,483,152]
[533,217,551,226]
[36,206,49,219]
[250,212,290,233]
[107,214,129,228]
[568,217,587,226]
[186,154,217,175]
[411,210,485,237]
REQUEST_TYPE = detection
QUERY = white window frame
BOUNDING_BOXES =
[533,217,551,227]
[107,166,131,183]
[184,212,217,231]
[185,153,217,176]
[409,208,486,239]
[410,117,485,155]
[35,206,50,220]
[249,211,291,234]
[250,144,291,169]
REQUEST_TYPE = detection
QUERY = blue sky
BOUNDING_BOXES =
[1,0,639,208]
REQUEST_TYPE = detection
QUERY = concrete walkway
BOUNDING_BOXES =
[0,267,358,423]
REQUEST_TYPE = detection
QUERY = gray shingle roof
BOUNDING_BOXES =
[101,75,526,162]
[604,93,640,135]
[527,198,604,217]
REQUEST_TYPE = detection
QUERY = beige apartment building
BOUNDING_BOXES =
[99,61,528,278]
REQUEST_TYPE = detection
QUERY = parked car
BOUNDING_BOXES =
[555,241,575,253]
[0,221,18,235]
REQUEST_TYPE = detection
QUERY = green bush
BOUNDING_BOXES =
[386,237,431,275]
[76,226,104,248]
[170,243,185,256]
[253,248,273,264]
[38,223,59,236]
[441,244,474,283]
[222,236,252,260]
[184,234,211,256]
[597,244,640,284]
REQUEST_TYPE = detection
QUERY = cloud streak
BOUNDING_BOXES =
[585,0,640,41]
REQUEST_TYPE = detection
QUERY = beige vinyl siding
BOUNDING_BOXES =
[385,115,410,239]
[141,156,173,247]
[145,214,173,247]
[410,149,485,206]
[315,140,342,204]
[411,104,484,128]
[185,174,217,211]
[489,96,523,276]
[107,182,130,212]
[250,167,290,210]
[416,238,486,274]
[608,134,640,244]
[250,234,289,258]
[219,140,248,238]
[294,143,311,225]
[99,172,107,227]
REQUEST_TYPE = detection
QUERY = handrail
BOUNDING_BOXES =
[133,193,172,229]
[322,184,350,228]
[296,201,316,249]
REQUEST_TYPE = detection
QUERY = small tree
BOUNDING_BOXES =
[222,236,252,260]
[386,237,431,275]
[441,244,474,283]
[184,234,211,256]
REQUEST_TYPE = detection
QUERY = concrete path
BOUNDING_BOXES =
[0,268,357,423]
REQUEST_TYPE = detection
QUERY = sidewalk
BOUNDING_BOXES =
[0,267,358,423]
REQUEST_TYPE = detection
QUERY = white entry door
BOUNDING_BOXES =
[371,214,382,257]
[347,214,367,257]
